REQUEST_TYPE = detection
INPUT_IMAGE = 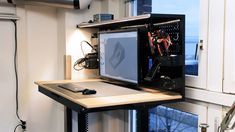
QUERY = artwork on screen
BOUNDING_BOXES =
[99,30,138,84]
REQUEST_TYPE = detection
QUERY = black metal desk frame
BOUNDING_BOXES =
[38,86,182,132]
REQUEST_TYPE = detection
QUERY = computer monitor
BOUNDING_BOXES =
[99,30,139,84]
[98,21,184,92]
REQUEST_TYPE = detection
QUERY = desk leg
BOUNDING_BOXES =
[77,112,88,132]
[136,109,149,132]
[65,107,72,132]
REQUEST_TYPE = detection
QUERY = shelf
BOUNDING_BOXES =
[0,13,19,20]
[77,13,185,30]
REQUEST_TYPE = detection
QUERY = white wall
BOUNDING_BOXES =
[16,5,65,132]
[1,5,64,132]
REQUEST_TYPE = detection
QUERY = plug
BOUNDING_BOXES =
[20,120,26,130]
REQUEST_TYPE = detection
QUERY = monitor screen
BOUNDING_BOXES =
[99,30,138,84]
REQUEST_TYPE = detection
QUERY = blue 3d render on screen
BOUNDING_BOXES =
[99,30,138,84]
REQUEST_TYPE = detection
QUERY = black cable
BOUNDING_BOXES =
[74,40,96,71]
[11,19,26,131]
[12,19,20,121]
[73,58,85,71]
[217,126,221,132]
[14,124,22,132]
[12,20,20,120]
[80,40,96,56]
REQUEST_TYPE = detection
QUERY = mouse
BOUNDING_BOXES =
[82,89,96,95]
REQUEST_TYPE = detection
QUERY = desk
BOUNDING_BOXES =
[35,79,183,132]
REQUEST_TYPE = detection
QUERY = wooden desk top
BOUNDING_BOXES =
[35,79,182,109]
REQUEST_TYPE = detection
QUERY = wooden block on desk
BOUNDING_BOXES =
[64,55,71,80]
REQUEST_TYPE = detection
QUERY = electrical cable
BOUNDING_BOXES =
[12,19,20,121]
[73,58,85,71]
[217,126,221,132]
[14,124,22,132]
[80,40,96,56]
[11,19,26,131]
[73,40,96,71]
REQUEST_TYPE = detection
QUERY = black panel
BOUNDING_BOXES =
[136,109,150,132]
[77,113,88,132]
[74,0,80,9]
[65,108,72,132]
[7,0,13,3]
